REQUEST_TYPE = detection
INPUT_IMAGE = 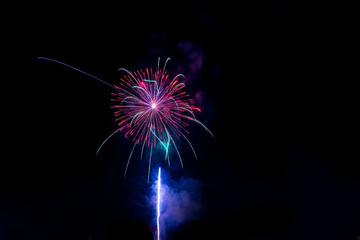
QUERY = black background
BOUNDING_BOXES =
[1,0,359,239]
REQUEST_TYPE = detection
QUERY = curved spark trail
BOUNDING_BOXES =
[157,167,161,240]
[37,57,119,91]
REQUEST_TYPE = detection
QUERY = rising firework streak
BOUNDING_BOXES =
[156,167,161,240]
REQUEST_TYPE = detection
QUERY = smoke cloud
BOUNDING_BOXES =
[151,175,204,237]
[176,41,206,85]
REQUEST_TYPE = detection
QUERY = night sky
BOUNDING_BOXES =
[1,1,359,239]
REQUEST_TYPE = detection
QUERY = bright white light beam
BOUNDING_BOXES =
[157,167,161,240]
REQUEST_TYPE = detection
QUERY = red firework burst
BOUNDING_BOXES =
[37,57,213,180]
[108,58,213,179]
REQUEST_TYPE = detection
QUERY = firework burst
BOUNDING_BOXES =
[100,58,213,180]
[38,57,213,181]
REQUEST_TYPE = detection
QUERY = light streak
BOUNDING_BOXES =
[156,167,161,240]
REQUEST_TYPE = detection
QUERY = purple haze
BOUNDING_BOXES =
[151,174,203,238]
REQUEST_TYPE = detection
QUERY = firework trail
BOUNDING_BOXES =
[157,167,161,240]
[37,57,213,181]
